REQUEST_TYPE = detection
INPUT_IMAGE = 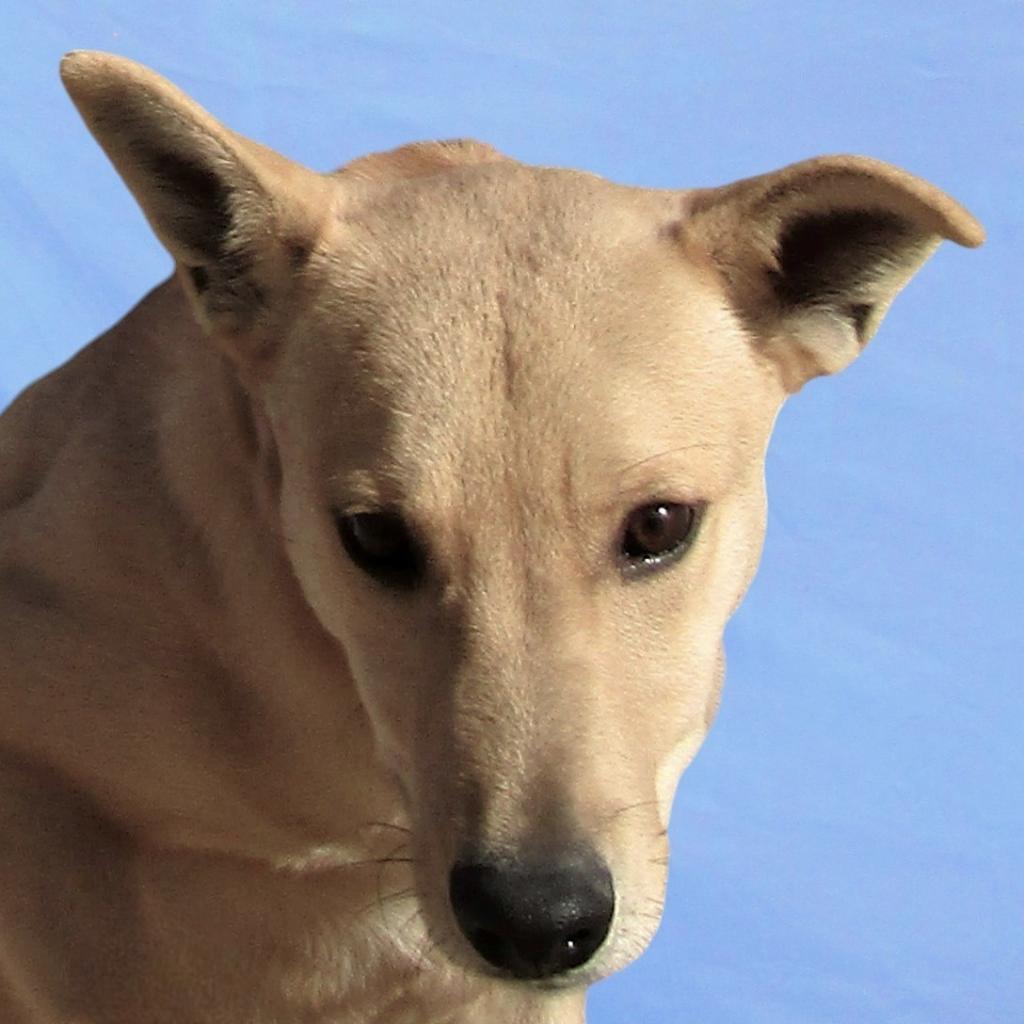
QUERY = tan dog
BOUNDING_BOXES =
[0,52,982,1024]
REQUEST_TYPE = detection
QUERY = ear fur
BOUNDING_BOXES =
[686,156,984,391]
[60,51,329,341]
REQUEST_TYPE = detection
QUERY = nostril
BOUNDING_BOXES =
[467,926,508,968]
[448,851,615,979]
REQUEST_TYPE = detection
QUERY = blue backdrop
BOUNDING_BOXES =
[2,4,1021,1021]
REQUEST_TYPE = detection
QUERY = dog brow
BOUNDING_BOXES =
[616,442,730,482]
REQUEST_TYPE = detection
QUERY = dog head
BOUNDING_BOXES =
[61,52,982,986]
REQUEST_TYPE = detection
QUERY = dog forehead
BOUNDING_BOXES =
[328,161,681,304]
[317,162,749,386]
[297,163,775,501]
[338,158,659,241]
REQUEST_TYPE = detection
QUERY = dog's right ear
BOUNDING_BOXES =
[60,51,329,348]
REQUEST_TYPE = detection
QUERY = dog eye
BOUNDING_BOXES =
[335,510,425,589]
[620,502,701,574]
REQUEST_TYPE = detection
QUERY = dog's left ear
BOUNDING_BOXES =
[686,156,984,392]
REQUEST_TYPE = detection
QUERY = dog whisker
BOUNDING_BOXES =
[602,798,660,825]
[331,854,413,870]
[364,820,413,837]
[373,841,419,930]
[371,886,417,909]
[352,884,417,920]
[617,443,731,482]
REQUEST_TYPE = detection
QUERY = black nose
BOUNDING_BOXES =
[448,849,615,979]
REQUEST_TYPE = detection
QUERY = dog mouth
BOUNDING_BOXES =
[380,766,663,985]
[363,801,669,992]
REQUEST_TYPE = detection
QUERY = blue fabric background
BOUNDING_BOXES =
[2,4,1021,1021]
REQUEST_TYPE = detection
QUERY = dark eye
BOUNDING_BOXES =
[335,510,425,589]
[620,502,701,574]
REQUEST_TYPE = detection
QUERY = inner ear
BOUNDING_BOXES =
[132,143,236,262]
[123,138,272,328]
[772,208,924,341]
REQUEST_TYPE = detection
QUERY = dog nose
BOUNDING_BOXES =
[448,850,615,979]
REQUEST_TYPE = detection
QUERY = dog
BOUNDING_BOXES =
[0,51,982,1024]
